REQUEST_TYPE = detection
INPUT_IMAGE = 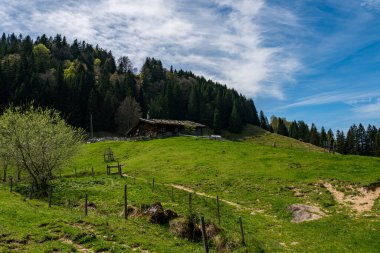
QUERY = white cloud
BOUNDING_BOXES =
[361,0,380,10]
[353,98,380,119]
[0,0,300,98]
[278,91,380,110]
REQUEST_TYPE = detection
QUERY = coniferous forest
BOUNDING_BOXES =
[0,33,260,134]
[1,33,379,157]
[265,115,380,157]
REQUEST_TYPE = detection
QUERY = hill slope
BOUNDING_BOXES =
[1,136,380,252]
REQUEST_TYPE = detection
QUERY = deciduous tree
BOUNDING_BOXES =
[0,106,83,193]
[114,96,142,135]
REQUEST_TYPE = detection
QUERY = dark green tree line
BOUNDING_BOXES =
[0,33,260,134]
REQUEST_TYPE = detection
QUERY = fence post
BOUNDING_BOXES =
[152,177,155,192]
[85,194,88,216]
[124,184,128,219]
[239,217,245,245]
[200,217,209,253]
[91,167,94,177]
[48,186,53,207]
[9,177,13,192]
[217,195,220,225]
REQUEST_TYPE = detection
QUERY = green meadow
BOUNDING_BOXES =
[1,133,379,252]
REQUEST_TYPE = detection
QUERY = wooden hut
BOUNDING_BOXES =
[127,118,206,137]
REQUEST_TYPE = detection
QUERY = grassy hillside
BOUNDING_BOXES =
[1,135,380,252]
[223,124,326,152]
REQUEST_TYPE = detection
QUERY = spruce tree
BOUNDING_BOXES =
[309,123,320,146]
[336,130,346,154]
[289,121,299,139]
[277,118,288,136]
[375,132,380,156]
[259,111,269,130]
[327,129,335,151]
[320,127,327,148]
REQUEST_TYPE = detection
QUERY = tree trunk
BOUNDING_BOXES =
[2,161,7,182]
[39,179,49,196]
[16,163,22,181]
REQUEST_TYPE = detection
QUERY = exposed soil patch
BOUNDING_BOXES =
[287,204,326,223]
[169,214,231,252]
[324,182,380,213]
[59,238,94,253]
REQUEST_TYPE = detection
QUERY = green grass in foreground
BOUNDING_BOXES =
[1,135,380,252]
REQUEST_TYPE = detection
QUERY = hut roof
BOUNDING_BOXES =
[139,118,206,128]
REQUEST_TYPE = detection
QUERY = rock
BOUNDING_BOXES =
[143,202,166,223]
[287,204,325,223]
[142,202,178,224]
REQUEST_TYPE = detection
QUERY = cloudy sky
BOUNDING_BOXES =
[1,0,380,131]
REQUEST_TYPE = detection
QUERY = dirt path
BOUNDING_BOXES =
[324,183,380,213]
[171,184,245,209]
[122,173,247,210]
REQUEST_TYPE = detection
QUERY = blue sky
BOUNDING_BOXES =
[0,0,379,131]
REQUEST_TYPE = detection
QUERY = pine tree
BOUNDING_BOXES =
[345,127,355,154]
[289,121,299,139]
[327,129,335,151]
[309,123,320,146]
[356,124,365,155]
[367,125,378,156]
[320,127,327,148]
[277,118,288,136]
[298,121,310,142]
[335,130,346,154]
[259,111,269,130]
[375,132,380,156]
